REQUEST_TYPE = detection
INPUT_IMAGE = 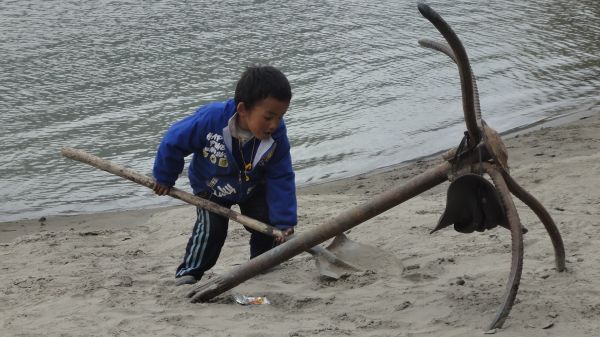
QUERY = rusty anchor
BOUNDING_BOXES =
[416,3,566,329]
[184,3,566,330]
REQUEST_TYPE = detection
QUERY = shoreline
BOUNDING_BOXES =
[301,104,599,190]
[2,105,597,236]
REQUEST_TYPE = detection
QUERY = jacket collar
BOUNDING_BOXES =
[222,99,275,168]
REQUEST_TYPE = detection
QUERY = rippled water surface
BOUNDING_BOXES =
[1,0,599,221]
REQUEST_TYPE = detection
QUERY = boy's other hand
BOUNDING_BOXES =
[275,228,294,244]
[153,182,171,196]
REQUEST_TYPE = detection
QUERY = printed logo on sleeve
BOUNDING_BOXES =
[203,132,227,166]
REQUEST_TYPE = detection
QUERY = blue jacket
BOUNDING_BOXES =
[153,99,297,229]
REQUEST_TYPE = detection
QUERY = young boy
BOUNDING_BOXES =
[152,65,297,286]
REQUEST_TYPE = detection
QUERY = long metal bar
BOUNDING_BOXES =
[188,161,452,302]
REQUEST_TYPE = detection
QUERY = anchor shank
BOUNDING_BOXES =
[188,161,452,302]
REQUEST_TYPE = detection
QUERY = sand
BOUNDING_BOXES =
[2,109,600,336]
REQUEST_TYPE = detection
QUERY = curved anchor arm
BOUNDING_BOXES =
[418,3,481,144]
[417,38,482,126]
[502,173,566,271]
[483,163,524,330]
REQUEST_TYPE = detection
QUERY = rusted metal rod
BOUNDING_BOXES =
[418,3,481,143]
[187,161,452,302]
[417,38,482,126]
[503,173,566,271]
[484,163,524,330]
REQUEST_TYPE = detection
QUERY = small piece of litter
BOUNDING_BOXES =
[233,294,270,305]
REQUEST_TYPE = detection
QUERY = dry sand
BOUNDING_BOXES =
[2,110,600,336]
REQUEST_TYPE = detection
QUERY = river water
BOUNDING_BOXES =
[1,0,599,221]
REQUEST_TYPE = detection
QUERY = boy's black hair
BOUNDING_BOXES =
[234,65,292,110]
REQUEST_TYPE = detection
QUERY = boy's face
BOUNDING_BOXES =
[237,97,289,140]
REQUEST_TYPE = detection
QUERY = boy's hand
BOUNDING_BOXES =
[153,182,171,196]
[275,228,294,244]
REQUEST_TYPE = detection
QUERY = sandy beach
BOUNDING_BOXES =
[2,109,600,336]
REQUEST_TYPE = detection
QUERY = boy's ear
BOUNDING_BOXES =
[237,102,248,116]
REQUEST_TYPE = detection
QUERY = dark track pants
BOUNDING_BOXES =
[175,190,276,280]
